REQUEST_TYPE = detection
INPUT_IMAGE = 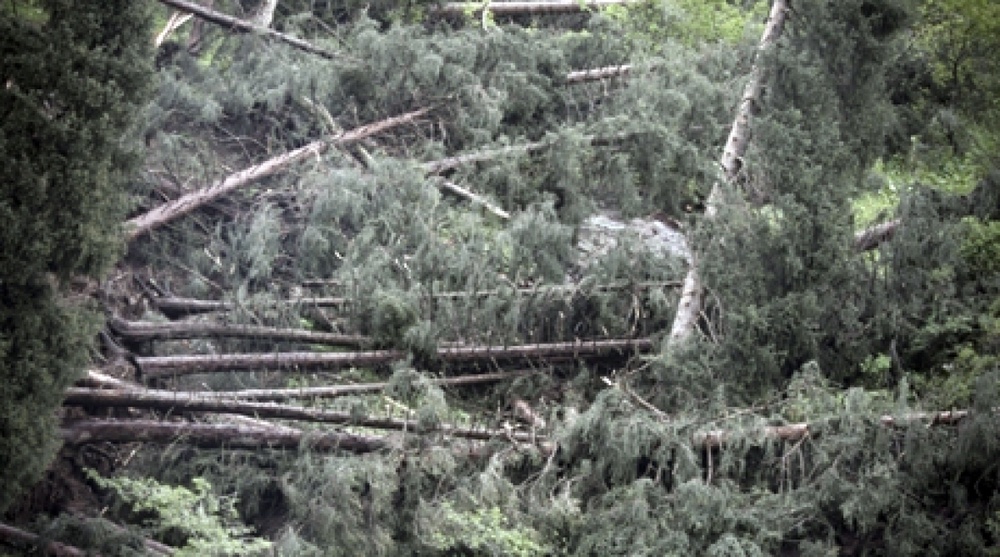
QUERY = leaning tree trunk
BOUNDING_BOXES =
[667,0,790,345]
[126,107,430,241]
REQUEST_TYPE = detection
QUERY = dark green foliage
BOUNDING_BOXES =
[0,0,152,512]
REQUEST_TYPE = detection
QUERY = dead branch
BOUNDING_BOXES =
[155,0,339,59]
[126,107,431,241]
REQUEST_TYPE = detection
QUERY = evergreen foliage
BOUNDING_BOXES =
[0,0,152,512]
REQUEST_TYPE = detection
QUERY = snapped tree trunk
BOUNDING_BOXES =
[667,0,790,345]
[127,107,430,241]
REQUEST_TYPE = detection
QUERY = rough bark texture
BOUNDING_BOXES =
[156,0,338,59]
[127,108,430,241]
[64,388,541,442]
[668,0,790,345]
[431,1,634,16]
[136,338,652,378]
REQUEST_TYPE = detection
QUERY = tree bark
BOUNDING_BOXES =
[126,107,431,241]
[431,1,633,16]
[60,418,391,453]
[64,388,541,442]
[136,338,651,378]
[110,316,370,347]
[668,0,790,346]
[155,0,338,59]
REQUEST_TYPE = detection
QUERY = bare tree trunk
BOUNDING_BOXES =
[431,1,634,16]
[155,0,336,59]
[64,388,541,442]
[0,523,88,557]
[110,316,370,347]
[126,107,430,241]
[565,64,632,84]
[135,338,652,378]
[668,0,790,346]
[60,418,391,453]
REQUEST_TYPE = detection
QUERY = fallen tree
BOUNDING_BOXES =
[127,107,431,241]
[135,338,653,378]
[110,316,370,347]
[64,388,542,443]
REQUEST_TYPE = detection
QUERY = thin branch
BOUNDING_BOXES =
[437,179,511,220]
[155,0,339,59]
[0,522,87,557]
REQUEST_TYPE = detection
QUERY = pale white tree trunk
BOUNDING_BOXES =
[668,0,790,345]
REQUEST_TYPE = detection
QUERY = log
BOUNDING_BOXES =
[155,0,339,59]
[854,218,901,251]
[150,281,679,318]
[64,388,541,442]
[431,1,634,16]
[126,107,431,241]
[668,0,790,345]
[110,316,370,347]
[565,64,632,84]
[135,338,652,378]
[60,419,390,453]
[437,180,511,220]
[0,522,87,557]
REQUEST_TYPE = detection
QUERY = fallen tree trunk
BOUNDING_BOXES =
[152,281,677,318]
[110,316,370,347]
[60,419,391,454]
[136,338,652,378]
[565,64,632,84]
[126,107,430,241]
[79,369,540,401]
[155,0,338,59]
[0,523,88,557]
[854,218,901,251]
[668,0,789,345]
[431,1,633,16]
[64,388,540,442]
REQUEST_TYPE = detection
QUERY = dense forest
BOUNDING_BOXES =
[2,0,1000,554]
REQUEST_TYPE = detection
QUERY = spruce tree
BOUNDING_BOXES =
[0,0,152,511]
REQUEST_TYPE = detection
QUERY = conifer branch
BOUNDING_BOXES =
[126,107,431,241]
[154,0,339,59]
[431,1,634,16]
[668,0,790,346]
[135,338,653,378]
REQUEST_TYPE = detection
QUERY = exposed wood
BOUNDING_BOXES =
[126,107,431,241]
[437,179,511,220]
[854,218,901,251]
[155,0,338,59]
[154,11,193,47]
[513,398,547,429]
[110,316,370,347]
[64,388,541,442]
[136,338,652,378]
[431,1,634,17]
[60,418,391,453]
[0,522,87,557]
[668,0,790,345]
[78,369,140,390]
[565,64,632,84]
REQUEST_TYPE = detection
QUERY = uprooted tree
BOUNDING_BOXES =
[4,0,1000,555]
